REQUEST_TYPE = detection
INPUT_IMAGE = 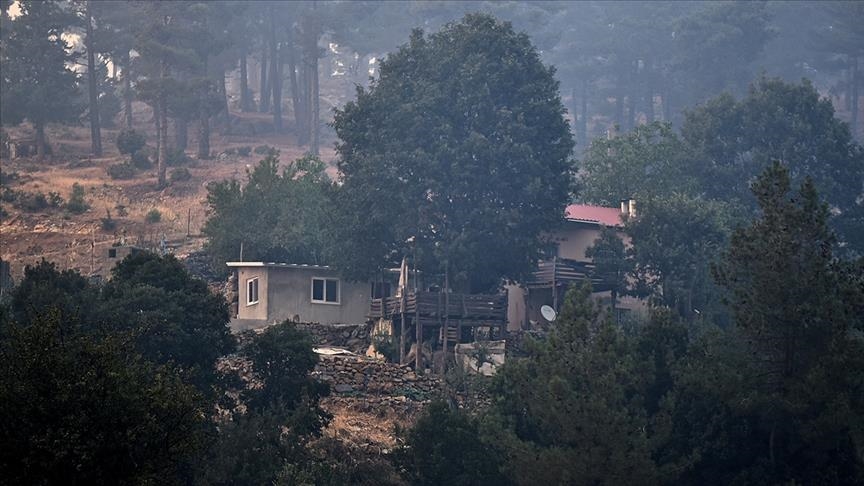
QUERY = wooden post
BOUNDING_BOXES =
[186,208,191,237]
[442,266,449,371]
[415,291,422,370]
[399,293,406,364]
[552,256,558,312]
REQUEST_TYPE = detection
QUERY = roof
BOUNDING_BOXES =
[226,262,332,269]
[564,204,623,227]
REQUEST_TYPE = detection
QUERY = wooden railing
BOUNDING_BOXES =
[369,290,507,327]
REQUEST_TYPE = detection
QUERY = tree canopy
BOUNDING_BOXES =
[332,13,574,291]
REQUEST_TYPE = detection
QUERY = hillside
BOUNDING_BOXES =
[0,107,337,282]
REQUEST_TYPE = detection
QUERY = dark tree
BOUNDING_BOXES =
[0,310,206,485]
[100,252,235,394]
[682,77,864,254]
[711,162,864,483]
[0,0,82,159]
[585,226,631,309]
[394,401,508,486]
[332,13,574,291]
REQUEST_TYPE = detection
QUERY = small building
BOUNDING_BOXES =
[227,262,371,331]
[507,199,645,330]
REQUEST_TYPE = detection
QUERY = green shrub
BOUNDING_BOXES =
[237,146,252,156]
[101,209,116,231]
[116,129,146,155]
[169,167,192,183]
[47,191,64,208]
[253,145,273,155]
[145,208,162,223]
[66,183,89,214]
[17,191,48,211]
[107,163,136,180]
[114,204,128,217]
[131,149,152,169]
[166,148,190,167]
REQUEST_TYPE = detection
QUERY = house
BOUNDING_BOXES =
[227,262,372,331]
[506,199,645,330]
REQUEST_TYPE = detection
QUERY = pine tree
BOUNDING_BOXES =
[0,0,82,159]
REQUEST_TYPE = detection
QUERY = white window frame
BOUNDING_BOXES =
[311,277,340,305]
[246,277,259,306]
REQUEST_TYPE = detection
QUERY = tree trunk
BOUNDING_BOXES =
[270,14,282,133]
[259,42,269,113]
[614,78,624,129]
[287,41,302,143]
[239,52,251,112]
[86,2,102,156]
[174,117,188,150]
[626,93,636,131]
[851,56,859,140]
[662,88,672,124]
[579,80,588,146]
[157,61,168,188]
[198,89,211,160]
[123,52,133,130]
[35,122,46,161]
[311,45,319,156]
[297,55,309,146]
[220,71,230,127]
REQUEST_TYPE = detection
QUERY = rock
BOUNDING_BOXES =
[334,384,353,393]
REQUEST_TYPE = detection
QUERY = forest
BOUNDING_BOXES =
[1,1,863,485]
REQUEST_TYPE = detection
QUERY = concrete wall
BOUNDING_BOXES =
[237,267,269,320]
[265,267,370,325]
[552,222,603,261]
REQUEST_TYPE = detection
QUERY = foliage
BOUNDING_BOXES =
[332,13,574,291]
[66,183,89,214]
[625,193,734,324]
[165,147,191,167]
[99,252,235,394]
[585,226,632,307]
[682,77,864,253]
[0,310,207,485]
[203,154,334,273]
[100,209,116,231]
[170,167,192,183]
[394,401,508,486]
[0,0,82,155]
[710,162,864,483]
[145,208,161,223]
[115,128,146,155]
[578,122,696,205]
[130,148,152,169]
[488,282,661,485]
[106,162,136,180]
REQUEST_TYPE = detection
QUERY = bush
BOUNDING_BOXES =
[107,163,136,180]
[47,191,64,208]
[116,129,146,155]
[131,149,152,169]
[237,146,252,156]
[66,183,89,214]
[17,191,48,211]
[145,208,161,223]
[114,204,128,217]
[169,167,192,183]
[101,209,116,231]
[253,145,273,155]
[166,148,190,167]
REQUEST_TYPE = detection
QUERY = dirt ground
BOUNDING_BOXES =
[0,107,336,281]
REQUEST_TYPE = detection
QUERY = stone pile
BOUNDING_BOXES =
[313,354,442,402]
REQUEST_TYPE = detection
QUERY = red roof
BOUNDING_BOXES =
[564,204,622,227]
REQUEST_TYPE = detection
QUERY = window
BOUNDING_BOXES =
[311,277,339,304]
[247,277,259,305]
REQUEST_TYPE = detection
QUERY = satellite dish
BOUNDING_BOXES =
[540,305,557,322]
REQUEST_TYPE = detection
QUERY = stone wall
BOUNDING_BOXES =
[298,323,370,353]
[312,354,442,402]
